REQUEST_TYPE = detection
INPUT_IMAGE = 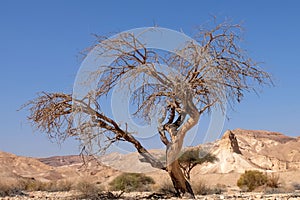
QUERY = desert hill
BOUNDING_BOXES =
[233,129,300,171]
[1,129,300,188]
[196,129,300,174]
[38,155,84,167]
[0,152,119,184]
[0,151,53,179]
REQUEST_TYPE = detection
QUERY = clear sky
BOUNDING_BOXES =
[0,0,299,157]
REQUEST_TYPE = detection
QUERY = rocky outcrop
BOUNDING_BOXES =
[196,130,260,174]
[220,130,242,154]
[196,129,300,173]
[233,129,300,171]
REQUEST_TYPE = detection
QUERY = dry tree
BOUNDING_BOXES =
[23,20,272,198]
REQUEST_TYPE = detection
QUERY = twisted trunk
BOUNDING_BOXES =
[167,159,194,198]
[162,97,200,198]
[165,120,198,198]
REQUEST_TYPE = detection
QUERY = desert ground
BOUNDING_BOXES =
[1,129,300,199]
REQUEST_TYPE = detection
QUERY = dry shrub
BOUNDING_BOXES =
[109,173,155,192]
[238,171,282,192]
[264,186,294,194]
[292,182,300,190]
[42,180,72,192]
[211,183,227,194]
[157,180,176,195]
[267,173,280,188]
[19,179,44,191]
[0,178,74,197]
[192,182,226,195]
[18,179,72,192]
[192,180,211,195]
[237,170,268,192]
[0,181,22,197]
[157,179,225,196]
[76,180,102,198]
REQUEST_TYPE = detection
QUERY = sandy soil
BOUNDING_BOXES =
[0,191,300,200]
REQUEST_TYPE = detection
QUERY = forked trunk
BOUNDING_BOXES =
[167,159,195,198]
[166,137,195,198]
[164,101,199,198]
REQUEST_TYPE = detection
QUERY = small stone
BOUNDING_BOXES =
[28,192,35,198]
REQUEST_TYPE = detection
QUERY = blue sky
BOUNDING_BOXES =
[0,0,299,157]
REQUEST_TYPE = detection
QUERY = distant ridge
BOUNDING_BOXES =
[0,128,299,186]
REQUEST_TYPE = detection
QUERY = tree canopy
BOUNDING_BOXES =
[23,21,272,198]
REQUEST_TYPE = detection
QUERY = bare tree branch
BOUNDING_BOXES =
[22,20,272,198]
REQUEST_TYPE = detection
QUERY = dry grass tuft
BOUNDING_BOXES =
[192,180,211,195]
[292,182,300,190]
[0,178,74,197]
[157,180,176,195]
[267,173,280,188]
[75,180,103,199]
[192,181,226,195]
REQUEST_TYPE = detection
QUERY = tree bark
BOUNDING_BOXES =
[167,159,195,198]
[160,96,199,198]
[166,132,195,198]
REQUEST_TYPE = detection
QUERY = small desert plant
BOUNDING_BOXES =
[0,179,41,196]
[157,180,176,195]
[109,173,155,192]
[0,182,10,197]
[19,179,70,192]
[42,180,72,192]
[267,173,280,188]
[237,170,268,192]
[0,181,22,197]
[178,149,217,180]
[210,183,227,194]
[264,185,294,194]
[192,180,212,195]
[0,179,73,197]
[19,179,44,191]
[292,182,300,190]
[76,180,102,198]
